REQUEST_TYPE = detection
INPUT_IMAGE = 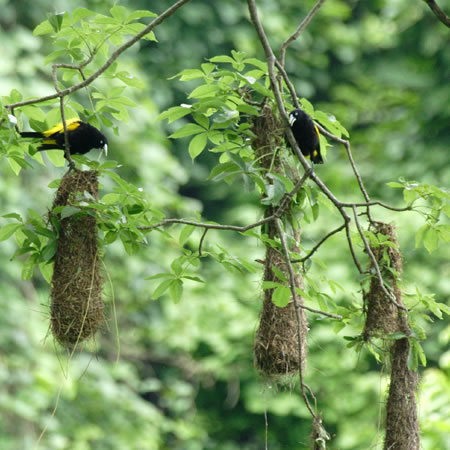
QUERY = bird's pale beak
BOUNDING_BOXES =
[288,115,295,126]
[103,143,108,156]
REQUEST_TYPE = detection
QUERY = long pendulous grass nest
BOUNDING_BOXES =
[254,241,308,376]
[363,222,404,338]
[49,169,104,347]
[251,106,308,377]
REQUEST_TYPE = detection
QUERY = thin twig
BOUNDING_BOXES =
[279,0,327,67]
[198,228,208,256]
[291,223,346,263]
[342,201,412,212]
[140,217,270,233]
[58,98,74,168]
[342,140,374,224]
[345,220,363,274]
[274,60,300,109]
[300,304,342,320]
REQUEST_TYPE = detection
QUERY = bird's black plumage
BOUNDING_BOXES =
[288,109,323,164]
[20,119,108,157]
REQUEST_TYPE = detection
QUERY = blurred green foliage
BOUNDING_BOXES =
[0,0,449,449]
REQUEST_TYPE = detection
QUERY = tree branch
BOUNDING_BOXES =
[279,0,328,67]
[423,0,450,27]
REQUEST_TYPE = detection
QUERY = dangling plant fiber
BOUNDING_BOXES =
[49,169,104,347]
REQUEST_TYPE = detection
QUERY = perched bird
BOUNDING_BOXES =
[288,109,323,164]
[20,118,108,157]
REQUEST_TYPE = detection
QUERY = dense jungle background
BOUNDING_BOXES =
[0,0,449,449]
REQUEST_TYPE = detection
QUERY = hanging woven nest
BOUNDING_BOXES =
[363,222,404,339]
[251,106,308,377]
[254,240,308,376]
[49,169,104,347]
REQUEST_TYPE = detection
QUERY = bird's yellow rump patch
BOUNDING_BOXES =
[43,118,81,137]
[314,125,320,138]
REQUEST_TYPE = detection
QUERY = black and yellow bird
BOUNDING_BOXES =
[20,118,108,157]
[288,109,323,164]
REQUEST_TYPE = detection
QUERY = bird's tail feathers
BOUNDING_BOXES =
[37,144,63,151]
[20,131,44,138]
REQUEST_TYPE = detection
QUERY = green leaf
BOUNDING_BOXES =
[170,69,205,81]
[169,279,183,303]
[2,213,23,222]
[442,204,450,218]
[33,20,54,36]
[300,98,314,116]
[182,275,204,283]
[9,88,23,103]
[39,261,53,284]
[403,188,417,206]
[423,227,438,253]
[208,161,239,181]
[415,223,429,249]
[261,176,286,206]
[116,72,146,88]
[271,266,287,283]
[19,106,46,122]
[272,285,291,307]
[201,63,215,75]
[386,181,404,188]
[0,223,22,241]
[244,58,268,71]
[152,279,174,299]
[142,31,157,42]
[104,231,118,244]
[126,10,157,23]
[110,5,128,22]
[189,133,207,160]
[60,206,80,219]
[410,339,427,368]
[171,256,185,276]
[158,106,192,124]
[45,150,66,167]
[71,7,95,24]
[262,281,284,290]
[386,332,408,340]
[22,256,36,280]
[44,50,68,65]
[40,240,57,262]
[8,156,22,175]
[47,12,65,32]
[102,193,122,204]
[193,113,209,129]
[169,123,205,139]
[188,84,218,99]
[179,225,195,246]
[145,273,174,281]
[209,55,236,64]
